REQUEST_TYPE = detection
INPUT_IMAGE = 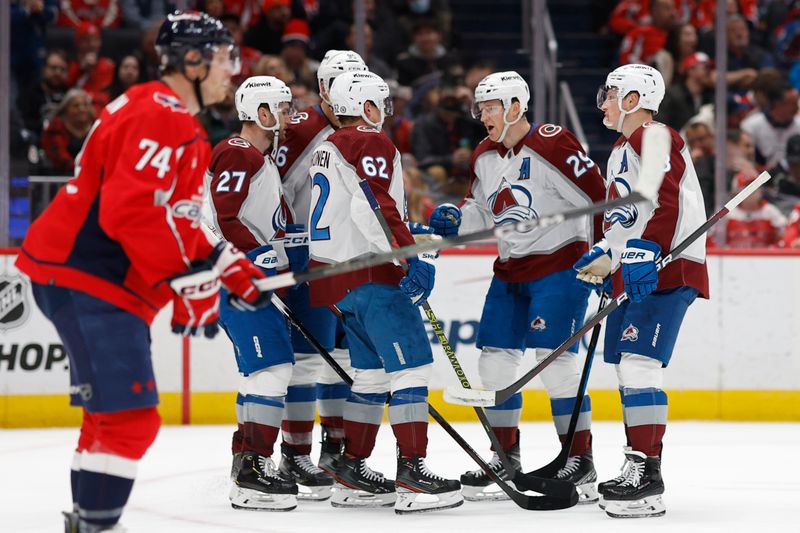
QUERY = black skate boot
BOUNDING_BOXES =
[553,450,599,504]
[278,442,334,501]
[331,454,397,508]
[598,446,633,509]
[395,456,464,514]
[63,511,78,533]
[603,450,665,518]
[459,443,521,501]
[317,427,342,476]
[229,451,298,511]
[230,451,243,480]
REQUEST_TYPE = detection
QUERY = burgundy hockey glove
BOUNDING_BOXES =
[169,263,222,338]
[210,241,269,312]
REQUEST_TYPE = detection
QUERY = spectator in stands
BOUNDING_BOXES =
[724,172,787,248]
[244,0,291,55]
[19,49,70,139]
[410,85,484,200]
[139,18,163,80]
[203,0,224,18]
[68,22,116,113]
[120,0,167,30]
[725,14,773,93]
[107,53,146,99]
[288,80,319,110]
[221,0,264,28]
[685,120,715,162]
[608,0,653,36]
[58,0,122,28]
[345,22,396,81]
[41,89,95,175]
[11,0,58,101]
[280,18,319,89]
[394,0,453,47]
[253,54,293,83]
[781,204,800,247]
[404,162,436,224]
[463,62,494,93]
[384,80,413,154]
[220,13,262,83]
[198,87,239,147]
[741,74,800,167]
[767,134,800,214]
[618,0,676,66]
[660,52,715,131]
[655,22,698,86]
[693,0,758,35]
[396,18,462,87]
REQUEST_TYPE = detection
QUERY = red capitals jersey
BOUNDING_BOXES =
[725,201,786,248]
[17,81,213,324]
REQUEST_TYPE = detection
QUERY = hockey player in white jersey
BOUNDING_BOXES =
[275,51,368,478]
[306,70,463,514]
[427,72,607,503]
[578,64,709,518]
[204,76,333,510]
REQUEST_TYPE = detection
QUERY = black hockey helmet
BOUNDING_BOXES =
[155,11,239,75]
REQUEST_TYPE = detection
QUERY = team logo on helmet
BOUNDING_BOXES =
[487,178,537,227]
[603,176,638,232]
[0,275,30,331]
[621,324,639,342]
[531,316,546,331]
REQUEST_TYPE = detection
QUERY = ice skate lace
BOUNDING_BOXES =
[417,458,447,481]
[467,452,502,477]
[555,456,581,479]
[616,459,644,487]
[612,455,633,482]
[358,460,385,482]
[295,454,325,475]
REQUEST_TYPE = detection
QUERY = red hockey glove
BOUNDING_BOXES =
[169,262,221,338]
[210,241,269,311]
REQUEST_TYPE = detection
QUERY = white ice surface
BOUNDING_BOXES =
[2,421,799,533]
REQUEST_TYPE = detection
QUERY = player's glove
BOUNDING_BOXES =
[284,224,309,273]
[210,241,269,312]
[621,238,662,303]
[408,222,441,259]
[246,245,279,276]
[400,257,436,306]
[573,240,612,293]
[428,203,461,238]
[169,262,221,338]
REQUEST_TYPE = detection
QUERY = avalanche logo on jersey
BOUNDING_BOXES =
[153,92,188,114]
[603,176,638,232]
[621,324,639,342]
[530,316,546,331]
[487,178,537,227]
[270,202,287,243]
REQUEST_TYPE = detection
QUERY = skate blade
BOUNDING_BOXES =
[229,485,297,512]
[605,495,666,518]
[461,481,513,502]
[395,488,465,514]
[577,482,599,505]
[598,495,606,510]
[297,484,333,502]
[330,484,397,508]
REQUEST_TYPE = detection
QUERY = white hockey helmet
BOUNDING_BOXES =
[317,50,368,104]
[235,76,293,155]
[328,70,393,129]
[597,64,665,131]
[472,71,530,143]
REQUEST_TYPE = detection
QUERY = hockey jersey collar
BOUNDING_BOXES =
[495,123,537,158]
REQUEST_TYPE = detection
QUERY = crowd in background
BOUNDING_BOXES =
[8,0,800,248]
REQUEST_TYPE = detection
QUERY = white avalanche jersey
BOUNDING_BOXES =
[604,122,708,297]
[202,135,289,269]
[278,105,335,225]
[462,124,606,282]
[306,126,414,306]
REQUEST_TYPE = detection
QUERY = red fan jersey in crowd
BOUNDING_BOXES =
[58,0,121,28]
[619,25,668,66]
[17,81,214,324]
[782,204,800,247]
[725,201,787,248]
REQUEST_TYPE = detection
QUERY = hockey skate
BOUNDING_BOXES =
[598,446,633,509]
[331,455,397,508]
[459,444,520,501]
[278,443,334,501]
[552,451,599,504]
[229,451,298,511]
[317,433,342,477]
[395,456,464,514]
[63,511,127,533]
[603,450,666,518]
[230,451,243,480]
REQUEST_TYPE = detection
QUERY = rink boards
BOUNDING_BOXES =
[2,249,799,427]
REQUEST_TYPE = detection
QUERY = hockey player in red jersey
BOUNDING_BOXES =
[275,50,368,476]
[582,63,709,518]
[16,12,269,532]
[307,70,463,514]
[428,72,606,503]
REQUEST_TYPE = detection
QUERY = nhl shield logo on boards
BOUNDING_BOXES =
[0,275,31,331]
[530,316,546,331]
[621,324,639,342]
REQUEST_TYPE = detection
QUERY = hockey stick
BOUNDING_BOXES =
[444,170,773,407]
[353,178,576,502]
[254,137,667,294]
[270,293,575,510]
[527,294,605,479]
